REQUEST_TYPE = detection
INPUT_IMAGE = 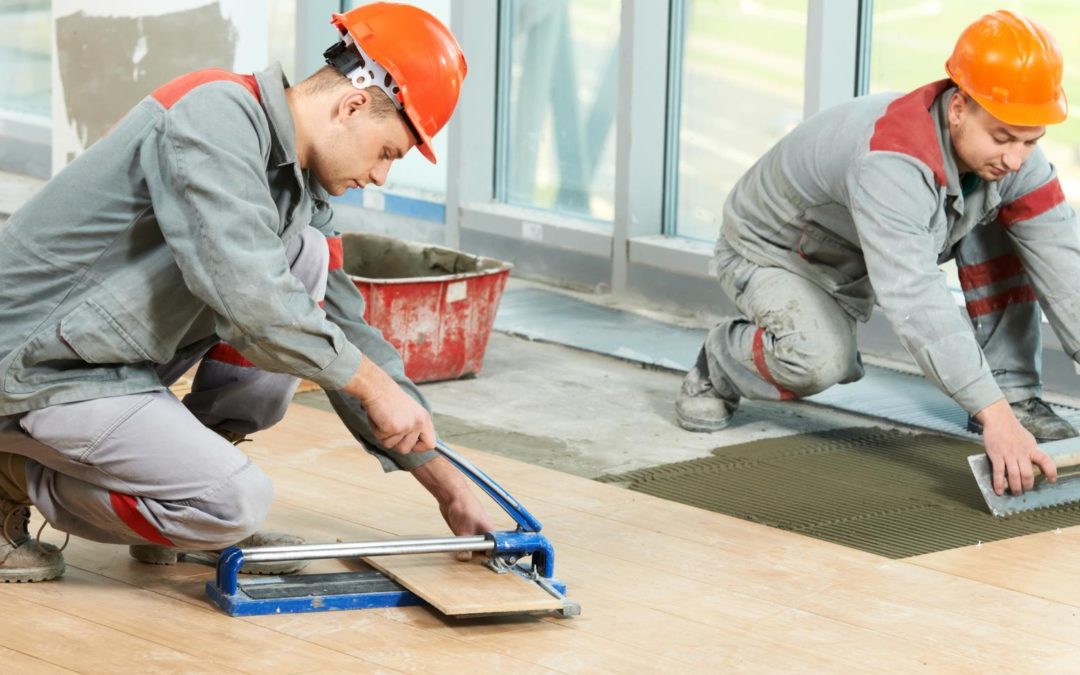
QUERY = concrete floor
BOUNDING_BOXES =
[301,310,911,481]
[420,331,903,479]
[328,278,1080,481]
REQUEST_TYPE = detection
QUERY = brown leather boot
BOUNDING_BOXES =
[0,453,65,583]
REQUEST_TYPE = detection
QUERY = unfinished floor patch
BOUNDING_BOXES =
[601,427,1080,558]
[495,288,1080,437]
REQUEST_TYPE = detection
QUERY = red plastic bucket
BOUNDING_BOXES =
[342,233,513,383]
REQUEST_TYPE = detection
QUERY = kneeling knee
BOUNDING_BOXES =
[195,467,274,548]
[772,337,860,395]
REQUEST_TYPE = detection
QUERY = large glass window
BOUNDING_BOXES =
[498,0,621,223]
[268,0,297,82]
[869,2,1080,213]
[0,0,51,119]
[670,0,808,241]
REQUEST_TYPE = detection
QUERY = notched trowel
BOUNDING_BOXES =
[968,436,1080,516]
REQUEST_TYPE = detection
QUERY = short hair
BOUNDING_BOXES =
[950,86,980,111]
[297,65,399,118]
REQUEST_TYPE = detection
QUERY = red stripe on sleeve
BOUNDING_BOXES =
[997,179,1065,229]
[957,253,1026,292]
[326,236,344,272]
[966,285,1037,318]
[109,492,175,547]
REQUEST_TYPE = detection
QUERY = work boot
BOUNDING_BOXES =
[211,427,251,446]
[675,349,739,432]
[130,530,309,575]
[0,453,65,583]
[967,397,1079,442]
[129,425,305,574]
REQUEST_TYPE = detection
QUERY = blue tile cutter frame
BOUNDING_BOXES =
[207,440,579,617]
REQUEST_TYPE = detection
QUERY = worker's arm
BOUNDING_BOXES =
[140,81,361,391]
[304,182,442,469]
[999,147,1080,360]
[979,148,1079,494]
[848,152,1051,494]
[322,256,494,539]
[337,354,435,453]
[412,456,496,546]
[307,191,493,537]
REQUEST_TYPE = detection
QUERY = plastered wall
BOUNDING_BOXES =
[51,0,269,171]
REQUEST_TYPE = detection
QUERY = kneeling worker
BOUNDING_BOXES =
[0,3,492,583]
[679,10,1080,499]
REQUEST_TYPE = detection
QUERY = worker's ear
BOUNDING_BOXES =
[336,88,371,123]
[947,91,969,128]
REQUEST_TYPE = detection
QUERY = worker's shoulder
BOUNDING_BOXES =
[864,81,952,187]
[149,69,263,111]
[781,91,894,153]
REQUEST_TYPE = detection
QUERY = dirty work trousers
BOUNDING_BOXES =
[0,228,329,549]
[698,223,1042,406]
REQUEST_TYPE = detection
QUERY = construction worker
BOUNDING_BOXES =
[677,10,1078,499]
[0,3,492,583]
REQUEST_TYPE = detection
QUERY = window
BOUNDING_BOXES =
[497,0,622,223]
[0,0,51,119]
[670,0,808,241]
[269,0,297,82]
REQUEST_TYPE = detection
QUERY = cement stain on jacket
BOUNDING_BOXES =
[56,3,238,153]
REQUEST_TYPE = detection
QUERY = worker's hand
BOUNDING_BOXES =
[977,398,1058,496]
[344,358,436,453]
[412,456,496,561]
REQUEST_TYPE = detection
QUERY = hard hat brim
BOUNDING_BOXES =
[416,140,437,164]
[973,90,1069,127]
[398,88,437,164]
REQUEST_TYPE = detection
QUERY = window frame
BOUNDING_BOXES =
[329,0,871,294]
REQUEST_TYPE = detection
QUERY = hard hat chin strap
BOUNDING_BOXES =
[324,33,403,111]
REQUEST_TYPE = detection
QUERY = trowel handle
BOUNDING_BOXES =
[435,440,543,533]
[1048,451,1080,471]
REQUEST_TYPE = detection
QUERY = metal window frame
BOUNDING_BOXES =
[0,111,51,178]
[803,0,861,117]
[446,0,674,289]
[660,0,687,238]
[625,0,867,310]
[328,0,872,303]
[292,0,341,80]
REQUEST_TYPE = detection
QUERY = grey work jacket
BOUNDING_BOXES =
[0,65,432,470]
[720,80,1080,415]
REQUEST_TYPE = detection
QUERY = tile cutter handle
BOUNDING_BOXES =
[435,439,543,533]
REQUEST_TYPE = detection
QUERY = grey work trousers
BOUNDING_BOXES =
[0,227,329,549]
[700,223,1041,406]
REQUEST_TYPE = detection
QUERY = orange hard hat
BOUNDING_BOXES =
[945,10,1067,126]
[327,3,467,163]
